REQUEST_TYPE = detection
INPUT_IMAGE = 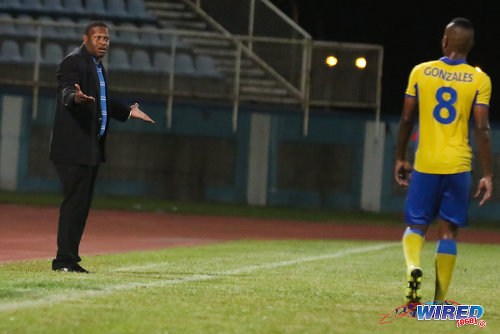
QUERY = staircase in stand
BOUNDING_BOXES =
[143,0,302,105]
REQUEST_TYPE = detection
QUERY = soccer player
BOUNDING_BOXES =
[394,17,493,304]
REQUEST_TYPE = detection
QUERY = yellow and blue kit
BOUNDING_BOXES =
[404,57,491,226]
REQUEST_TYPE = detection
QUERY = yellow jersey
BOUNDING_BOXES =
[405,57,491,174]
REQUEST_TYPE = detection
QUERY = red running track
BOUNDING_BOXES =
[1,204,499,263]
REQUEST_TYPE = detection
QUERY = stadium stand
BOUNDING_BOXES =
[116,22,141,44]
[0,39,22,62]
[128,0,154,19]
[16,14,38,37]
[195,55,222,78]
[38,15,58,37]
[62,0,85,13]
[85,0,106,15]
[0,0,224,89]
[22,0,43,10]
[56,17,79,39]
[174,52,195,76]
[130,49,152,72]
[1,0,22,10]
[0,13,15,33]
[44,0,65,13]
[22,41,38,63]
[109,47,130,71]
[0,0,386,211]
[107,0,128,18]
[42,42,63,65]
[152,50,171,73]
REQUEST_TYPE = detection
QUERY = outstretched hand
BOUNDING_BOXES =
[394,159,413,187]
[74,84,95,104]
[130,103,155,124]
[474,176,493,206]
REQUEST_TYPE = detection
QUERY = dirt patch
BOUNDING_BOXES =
[1,204,499,263]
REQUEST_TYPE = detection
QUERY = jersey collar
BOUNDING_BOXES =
[439,57,467,66]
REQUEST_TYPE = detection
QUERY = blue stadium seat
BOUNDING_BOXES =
[104,21,119,41]
[42,42,63,65]
[161,34,189,50]
[0,40,23,63]
[153,51,171,73]
[2,0,22,10]
[195,55,221,77]
[43,0,64,12]
[128,0,154,19]
[109,48,130,71]
[117,23,140,44]
[130,49,152,72]
[56,17,78,40]
[0,13,16,34]
[77,18,91,33]
[22,41,38,63]
[38,16,58,38]
[107,0,128,18]
[22,0,42,10]
[15,14,38,37]
[85,0,105,15]
[140,24,161,46]
[63,0,85,13]
[175,53,195,76]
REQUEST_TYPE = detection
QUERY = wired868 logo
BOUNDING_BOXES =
[379,300,487,328]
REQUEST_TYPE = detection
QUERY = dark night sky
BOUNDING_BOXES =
[272,1,498,120]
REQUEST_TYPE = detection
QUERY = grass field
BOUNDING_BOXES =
[0,239,498,334]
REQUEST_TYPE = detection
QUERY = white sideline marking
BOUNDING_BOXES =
[0,243,397,312]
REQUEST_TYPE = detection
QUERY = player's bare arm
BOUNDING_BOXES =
[395,96,417,187]
[473,104,493,206]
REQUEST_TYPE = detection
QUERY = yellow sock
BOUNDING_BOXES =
[402,228,425,271]
[434,239,457,301]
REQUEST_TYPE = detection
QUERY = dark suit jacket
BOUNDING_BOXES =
[49,45,130,165]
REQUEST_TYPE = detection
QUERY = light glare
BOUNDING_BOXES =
[355,57,367,69]
[326,56,338,67]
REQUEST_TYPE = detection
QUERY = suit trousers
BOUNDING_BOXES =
[52,163,99,269]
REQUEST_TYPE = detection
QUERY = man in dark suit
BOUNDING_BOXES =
[49,21,154,273]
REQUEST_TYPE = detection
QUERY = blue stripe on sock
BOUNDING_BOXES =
[404,227,425,238]
[437,239,457,255]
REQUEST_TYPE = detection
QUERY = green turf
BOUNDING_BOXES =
[0,240,498,333]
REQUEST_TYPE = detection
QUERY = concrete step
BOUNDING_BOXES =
[145,0,186,11]
[239,78,279,87]
[182,37,232,48]
[192,47,237,57]
[159,19,208,30]
[218,65,266,77]
[215,58,254,68]
[240,85,289,96]
[153,10,197,19]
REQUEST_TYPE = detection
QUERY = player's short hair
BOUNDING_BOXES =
[84,21,108,36]
[450,17,473,31]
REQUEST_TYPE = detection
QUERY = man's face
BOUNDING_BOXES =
[83,26,110,59]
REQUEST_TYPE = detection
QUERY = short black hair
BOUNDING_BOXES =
[84,21,108,35]
[450,17,474,31]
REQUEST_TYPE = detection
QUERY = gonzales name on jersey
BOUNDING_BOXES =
[405,57,491,174]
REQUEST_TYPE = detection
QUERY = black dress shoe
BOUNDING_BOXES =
[53,263,90,273]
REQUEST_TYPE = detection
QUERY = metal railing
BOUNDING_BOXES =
[0,15,383,135]
[174,0,382,135]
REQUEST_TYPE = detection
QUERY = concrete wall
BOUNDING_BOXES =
[2,90,500,219]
